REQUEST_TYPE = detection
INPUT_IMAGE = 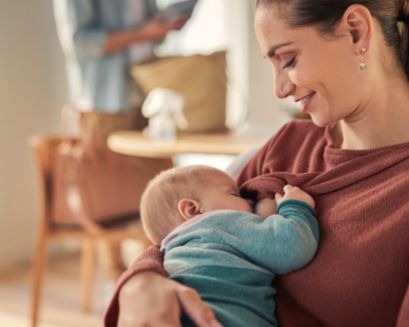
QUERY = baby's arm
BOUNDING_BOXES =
[226,185,318,274]
[255,185,314,217]
[275,184,315,208]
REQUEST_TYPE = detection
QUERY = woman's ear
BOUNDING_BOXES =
[340,4,372,53]
[177,198,201,220]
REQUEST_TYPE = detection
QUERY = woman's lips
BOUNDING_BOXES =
[297,92,316,113]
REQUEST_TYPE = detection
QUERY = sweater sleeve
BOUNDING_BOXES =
[236,200,319,274]
[104,245,166,327]
[190,202,319,276]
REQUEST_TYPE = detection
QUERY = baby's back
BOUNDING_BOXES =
[162,210,279,327]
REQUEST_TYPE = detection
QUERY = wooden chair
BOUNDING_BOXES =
[29,135,152,327]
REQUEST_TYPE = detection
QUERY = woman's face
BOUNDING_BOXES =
[254,5,366,127]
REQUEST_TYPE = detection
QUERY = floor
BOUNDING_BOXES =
[0,251,120,327]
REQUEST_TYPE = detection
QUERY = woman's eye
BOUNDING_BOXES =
[281,57,296,70]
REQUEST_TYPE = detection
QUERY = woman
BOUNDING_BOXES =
[105,1,409,326]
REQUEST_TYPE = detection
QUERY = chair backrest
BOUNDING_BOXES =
[29,136,80,231]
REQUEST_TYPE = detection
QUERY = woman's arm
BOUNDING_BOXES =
[104,246,222,327]
[117,272,222,327]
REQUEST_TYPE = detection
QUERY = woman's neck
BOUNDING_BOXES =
[337,76,409,150]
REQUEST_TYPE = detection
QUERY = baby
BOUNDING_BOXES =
[140,165,319,327]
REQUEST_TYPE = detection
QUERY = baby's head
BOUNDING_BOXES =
[140,165,252,245]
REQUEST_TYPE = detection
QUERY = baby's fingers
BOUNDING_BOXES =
[283,184,294,193]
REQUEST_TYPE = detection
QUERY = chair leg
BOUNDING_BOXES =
[81,238,95,312]
[31,233,48,327]
[98,239,126,281]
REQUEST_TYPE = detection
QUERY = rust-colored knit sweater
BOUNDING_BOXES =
[105,120,409,327]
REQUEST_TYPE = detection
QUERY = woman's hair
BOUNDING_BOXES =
[256,0,409,78]
[140,165,219,245]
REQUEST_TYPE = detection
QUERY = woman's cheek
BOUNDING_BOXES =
[289,70,303,86]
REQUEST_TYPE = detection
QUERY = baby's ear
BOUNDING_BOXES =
[178,199,201,220]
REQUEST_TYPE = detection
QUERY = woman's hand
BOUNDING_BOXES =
[168,15,190,30]
[118,272,223,327]
[141,16,188,42]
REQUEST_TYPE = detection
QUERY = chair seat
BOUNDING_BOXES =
[49,212,140,230]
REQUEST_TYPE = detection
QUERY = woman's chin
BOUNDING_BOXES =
[309,114,334,128]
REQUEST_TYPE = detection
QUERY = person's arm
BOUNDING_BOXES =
[104,246,165,326]
[104,246,222,327]
[104,16,189,55]
[210,184,318,274]
[54,0,189,58]
[217,200,318,275]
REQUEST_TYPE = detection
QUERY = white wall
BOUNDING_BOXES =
[0,1,67,268]
[177,0,292,135]
[157,0,291,133]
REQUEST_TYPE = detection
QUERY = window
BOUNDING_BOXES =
[156,0,250,129]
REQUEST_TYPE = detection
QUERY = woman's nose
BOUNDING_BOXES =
[275,72,295,99]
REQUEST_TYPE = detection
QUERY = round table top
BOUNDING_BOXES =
[108,130,268,158]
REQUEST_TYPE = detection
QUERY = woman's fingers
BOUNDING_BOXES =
[117,272,222,327]
[177,287,223,327]
[118,272,183,327]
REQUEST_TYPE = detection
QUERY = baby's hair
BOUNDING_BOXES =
[140,165,221,245]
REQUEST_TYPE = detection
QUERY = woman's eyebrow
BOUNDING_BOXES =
[265,42,294,59]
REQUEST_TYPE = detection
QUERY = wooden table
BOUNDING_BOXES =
[107,130,268,159]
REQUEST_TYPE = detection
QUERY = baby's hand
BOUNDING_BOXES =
[275,185,315,208]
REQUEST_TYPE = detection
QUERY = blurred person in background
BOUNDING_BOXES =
[53,0,193,278]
